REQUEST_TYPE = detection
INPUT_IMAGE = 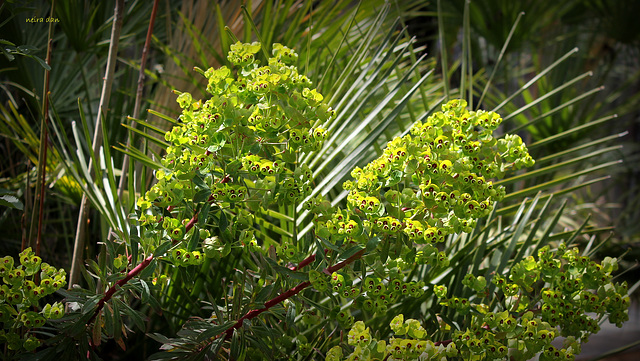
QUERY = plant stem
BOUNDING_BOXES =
[434,339,453,347]
[69,0,125,288]
[437,0,450,100]
[30,0,56,256]
[22,159,30,251]
[221,248,365,340]
[224,280,312,339]
[115,0,160,218]
[290,254,315,271]
[35,42,50,256]
[88,198,204,324]
[87,254,154,325]
[185,213,199,233]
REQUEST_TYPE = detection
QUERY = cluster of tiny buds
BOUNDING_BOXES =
[136,42,336,260]
[322,241,628,361]
[308,270,425,317]
[427,243,628,361]
[0,248,66,352]
[170,248,204,267]
[327,315,457,361]
[313,100,531,272]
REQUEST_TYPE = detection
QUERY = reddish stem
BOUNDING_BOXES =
[36,34,54,257]
[87,254,154,325]
[434,339,453,347]
[326,249,365,274]
[223,281,312,339]
[132,0,158,119]
[222,248,365,340]
[290,254,315,271]
[185,213,199,232]
[289,249,328,271]
[87,174,228,326]
[89,199,200,324]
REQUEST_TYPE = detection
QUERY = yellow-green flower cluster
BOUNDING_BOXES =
[329,316,458,361]
[0,248,65,352]
[424,243,630,361]
[170,248,204,267]
[319,209,363,240]
[135,42,335,257]
[352,99,530,232]
[316,99,533,261]
[309,270,425,315]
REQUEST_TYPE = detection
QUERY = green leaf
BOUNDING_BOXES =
[147,109,179,125]
[17,45,37,53]
[198,203,211,227]
[265,258,308,281]
[286,300,296,325]
[139,259,157,279]
[120,122,169,148]
[492,47,579,112]
[82,295,101,316]
[192,173,209,190]
[130,227,139,264]
[147,333,170,345]
[365,236,382,252]
[230,329,245,361]
[254,284,275,303]
[187,227,200,252]
[139,279,150,304]
[216,208,228,231]
[208,132,226,152]
[154,241,172,257]
[26,54,51,71]
[105,272,126,283]
[112,299,122,341]
[103,303,114,336]
[193,189,212,203]
[117,298,146,331]
[222,242,232,257]
[380,236,390,263]
[319,236,341,252]
[339,245,364,262]
[385,170,404,187]
[0,194,23,210]
[497,194,541,272]
[194,321,236,343]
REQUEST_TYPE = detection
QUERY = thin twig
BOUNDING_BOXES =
[114,0,160,220]
[69,0,125,288]
[290,254,315,271]
[221,248,365,340]
[36,37,53,257]
[29,0,56,256]
[88,199,201,325]
[87,254,154,325]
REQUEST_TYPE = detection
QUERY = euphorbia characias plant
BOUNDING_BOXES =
[126,41,629,360]
[136,41,332,263]
[0,248,66,354]
[6,40,626,360]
